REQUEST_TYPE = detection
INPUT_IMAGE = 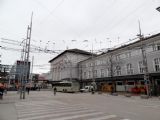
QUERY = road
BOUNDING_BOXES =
[1,91,160,120]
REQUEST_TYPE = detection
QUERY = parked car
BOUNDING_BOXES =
[80,86,93,93]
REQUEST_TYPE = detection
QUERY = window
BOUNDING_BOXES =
[153,43,160,51]
[83,72,86,78]
[101,69,105,77]
[106,68,110,77]
[115,54,121,60]
[89,71,92,78]
[158,45,160,50]
[97,60,101,65]
[116,66,121,76]
[94,70,97,77]
[94,61,97,66]
[105,58,109,65]
[88,63,92,67]
[139,61,145,73]
[126,63,133,75]
[125,52,131,58]
[154,58,160,72]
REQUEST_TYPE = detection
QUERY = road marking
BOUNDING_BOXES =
[86,114,117,120]
[18,107,91,118]
[121,119,131,120]
[16,100,131,120]
[49,112,104,120]
[19,110,100,120]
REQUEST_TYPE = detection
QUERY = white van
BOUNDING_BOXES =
[80,86,93,92]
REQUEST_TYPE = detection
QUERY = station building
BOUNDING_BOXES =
[49,33,160,95]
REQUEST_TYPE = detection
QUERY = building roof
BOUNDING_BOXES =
[78,32,160,63]
[103,32,160,54]
[49,49,93,63]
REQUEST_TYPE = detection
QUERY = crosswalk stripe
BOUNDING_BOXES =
[18,109,97,120]
[48,112,104,120]
[17,106,88,115]
[86,114,117,120]
[121,119,131,120]
[16,104,86,113]
[16,102,66,108]
[15,100,131,120]
[18,107,91,118]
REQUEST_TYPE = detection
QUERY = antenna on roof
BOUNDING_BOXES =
[137,20,143,40]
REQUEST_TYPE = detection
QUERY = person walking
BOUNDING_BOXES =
[110,85,113,95]
[0,83,4,100]
[38,84,41,91]
[54,87,57,96]
[26,86,30,95]
[26,83,30,95]
[91,87,94,94]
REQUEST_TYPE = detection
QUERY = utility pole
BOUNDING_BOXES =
[109,53,115,93]
[30,56,34,83]
[20,13,33,99]
[91,39,96,91]
[138,21,150,96]
[69,61,72,82]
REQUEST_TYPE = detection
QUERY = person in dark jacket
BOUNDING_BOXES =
[26,86,30,95]
[54,87,57,96]
[0,87,4,99]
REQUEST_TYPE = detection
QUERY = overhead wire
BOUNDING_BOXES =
[96,1,149,40]
[34,0,64,27]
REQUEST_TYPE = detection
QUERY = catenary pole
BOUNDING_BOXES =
[138,21,150,96]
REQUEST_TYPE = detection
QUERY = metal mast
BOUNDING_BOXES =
[20,13,33,99]
[138,21,150,96]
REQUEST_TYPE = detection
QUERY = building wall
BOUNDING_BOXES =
[50,52,91,81]
[79,34,160,81]
[9,60,30,84]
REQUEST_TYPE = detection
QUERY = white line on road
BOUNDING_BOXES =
[49,112,104,120]
[18,107,90,118]
[86,114,117,120]
[18,109,97,120]
[121,119,131,120]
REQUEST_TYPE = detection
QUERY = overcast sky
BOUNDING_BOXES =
[0,0,160,73]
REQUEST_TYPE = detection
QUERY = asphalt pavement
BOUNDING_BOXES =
[0,91,160,120]
[0,92,19,120]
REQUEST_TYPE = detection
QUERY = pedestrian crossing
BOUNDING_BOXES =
[15,100,130,120]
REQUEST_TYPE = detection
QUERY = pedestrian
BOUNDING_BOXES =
[110,85,113,95]
[54,87,57,96]
[0,85,4,100]
[38,84,41,91]
[26,86,30,95]
[91,87,94,94]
